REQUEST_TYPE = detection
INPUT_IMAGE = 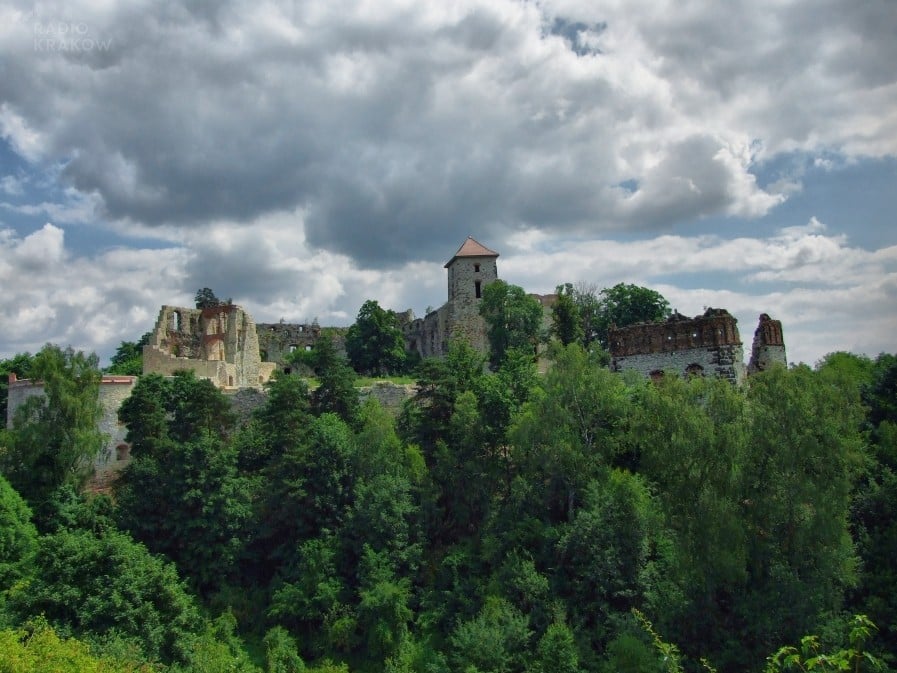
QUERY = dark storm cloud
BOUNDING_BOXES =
[1,0,894,271]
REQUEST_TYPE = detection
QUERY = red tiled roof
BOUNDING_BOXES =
[445,236,499,267]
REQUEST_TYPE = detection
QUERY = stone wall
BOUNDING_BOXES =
[402,307,450,359]
[144,304,276,388]
[402,239,499,358]
[6,375,137,489]
[748,313,787,373]
[222,380,416,418]
[609,308,746,384]
[358,382,417,414]
[612,343,746,384]
[257,322,321,365]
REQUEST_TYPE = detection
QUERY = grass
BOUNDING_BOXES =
[301,375,416,389]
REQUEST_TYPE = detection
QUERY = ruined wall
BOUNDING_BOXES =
[610,308,746,384]
[403,307,450,359]
[144,304,275,388]
[257,322,321,364]
[748,313,787,373]
[6,375,137,489]
[358,382,416,415]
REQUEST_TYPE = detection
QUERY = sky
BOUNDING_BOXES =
[1,0,895,367]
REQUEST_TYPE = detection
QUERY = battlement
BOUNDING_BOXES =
[609,308,742,357]
[609,308,746,384]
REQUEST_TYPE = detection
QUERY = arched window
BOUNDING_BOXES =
[115,443,131,461]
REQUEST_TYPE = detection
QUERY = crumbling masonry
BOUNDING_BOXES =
[609,309,787,383]
[142,304,276,388]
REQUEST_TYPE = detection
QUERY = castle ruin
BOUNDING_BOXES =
[609,309,787,384]
[256,321,322,373]
[747,313,787,373]
[401,237,500,358]
[142,304,277,388]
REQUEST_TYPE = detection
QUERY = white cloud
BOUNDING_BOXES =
[0,0,894,368]
[4,0,892,265]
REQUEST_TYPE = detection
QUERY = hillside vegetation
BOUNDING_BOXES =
[1,342,894,673]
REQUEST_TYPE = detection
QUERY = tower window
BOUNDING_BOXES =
[475,280,482,298]
[474,263,480,273]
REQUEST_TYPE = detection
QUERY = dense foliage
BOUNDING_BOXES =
[479,280,544,369]
[345,300,408,376]
[1,339,895,673]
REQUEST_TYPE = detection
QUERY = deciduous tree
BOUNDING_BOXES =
[479,280,544,369]
[345,300,407,376]
[2,345,105,512]
[593,283,671,350]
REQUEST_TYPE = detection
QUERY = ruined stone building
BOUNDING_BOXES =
[142,304,276,388]
[609,309,787,384]
[256,321,321,372]
[6,373,137,488]
[747,313,787,374]
[401,236,500,358]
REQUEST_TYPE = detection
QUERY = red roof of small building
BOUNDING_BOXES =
[445,236,499,267]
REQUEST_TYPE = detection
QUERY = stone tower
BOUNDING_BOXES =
[748,313,787,373]
[444,236,499,354]
[399,236,501,357]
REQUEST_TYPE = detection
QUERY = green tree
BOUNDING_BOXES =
[255,372,312,456]
[308,334,360,427]
[117,373,170,456]
[851,353,897,657]
[1,345,105,512]
[593,283,671,350]
[735,366,862,668]
[449,596,532,673]
[167,370,237,443]
[556,472,664,644]
[0,475,37,594]
[117,370,236,449]
[175,612,261,673]
[355,547,414,663]
[629,374,748,661]
[105,332,151,376]
[7,527,201,664]
[258,414,358,572]
[765,614,883,673]
[0,619,149,673]
[195,287,224,309]
[268,535,347,659]
[400,339,485,451]
[509,344,630,521]
[551,283,584,347]
[479,280,544,369]
[115,434,254,596]
[345,300,407,376]
[264,626,306,673]
[532,620,580,673]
